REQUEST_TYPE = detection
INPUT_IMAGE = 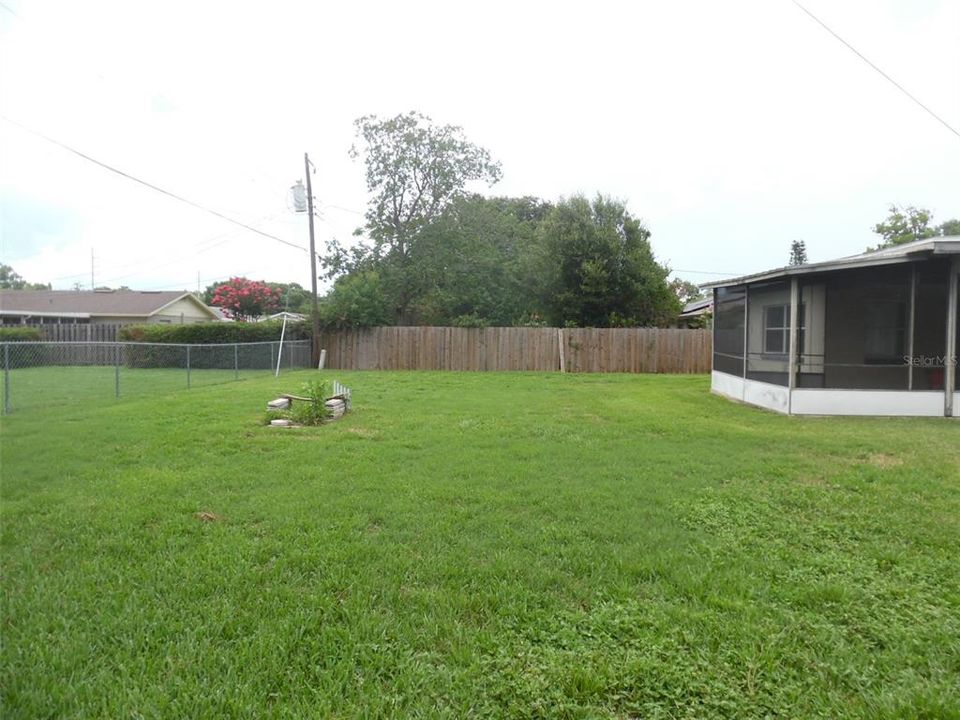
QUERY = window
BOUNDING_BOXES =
[864,301,905,362]
[763,304,804,355]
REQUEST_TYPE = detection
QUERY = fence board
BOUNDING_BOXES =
[38,323,122,344]
[314,327,710,373]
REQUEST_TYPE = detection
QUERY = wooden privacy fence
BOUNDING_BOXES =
[316,327,711,373]
[39,323,122,343]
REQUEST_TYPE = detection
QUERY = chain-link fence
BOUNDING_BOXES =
[1,340,312,413]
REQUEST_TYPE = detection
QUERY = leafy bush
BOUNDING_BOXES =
[0,327,42,341]
[289,380,332,426]
[452,313,489,328]
[0,327,46,366]
[266,380,332,427]
[118,320,310,344]
[318,272,390,330]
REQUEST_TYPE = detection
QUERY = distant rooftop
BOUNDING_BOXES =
[0,289,210,318]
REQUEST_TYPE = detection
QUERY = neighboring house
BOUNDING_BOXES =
[0,290,220,325]
[207,306,235,322]
[676,297,713,328]
[703,236,959,417]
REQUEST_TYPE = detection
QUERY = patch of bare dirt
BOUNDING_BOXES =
[865,453,903,469]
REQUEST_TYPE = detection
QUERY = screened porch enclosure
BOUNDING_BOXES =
[711,249,959,416]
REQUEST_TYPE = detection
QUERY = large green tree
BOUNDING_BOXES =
[319,271,390,330]
[534,195,679,327]
[0,264,51,290]
[872,205,937,248]
[410,195,551,326]
[937,218,960,237]
[327,111,502,322]
[788,239,808,266]
[669,278,704,305]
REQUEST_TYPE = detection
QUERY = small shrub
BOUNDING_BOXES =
[453,313,489,328]
[265,380,332,427]
[290,380,332,426]
[118,321,311,345]
[0,327,47,366]
[0,327,42,341]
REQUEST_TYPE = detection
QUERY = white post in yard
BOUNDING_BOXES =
[318,348,326,370]
[275,315,288,378]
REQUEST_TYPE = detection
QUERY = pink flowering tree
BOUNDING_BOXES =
[210,277,281,322]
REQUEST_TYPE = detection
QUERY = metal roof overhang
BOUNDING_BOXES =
[0,310,92,318]
[700,238,960,290]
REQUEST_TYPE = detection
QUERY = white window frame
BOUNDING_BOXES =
[763,304,805,356]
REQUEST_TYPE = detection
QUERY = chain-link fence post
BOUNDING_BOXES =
[114,343,120,398]
[3,343,10,415]
[186,345,191,389]
[234,343,239,380]
[269,342,275,373]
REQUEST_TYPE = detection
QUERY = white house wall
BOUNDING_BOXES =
[789,389,944,416]
[150,297,214,324]
[713,370,948,416]
[711,370,745,403]
[712,371,789,413]
[743,379,790,413]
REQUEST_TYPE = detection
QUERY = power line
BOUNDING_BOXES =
[323,203,364,216]
[43,229,241,283]
[0,115,314,254]
[672,268,744,276]
[0,1,20,18]
[142,269,262,292]
[49,213,287,286]
[791,0,960,141]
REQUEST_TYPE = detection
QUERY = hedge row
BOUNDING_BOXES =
[118,320,311,344]
[0,327,42,342]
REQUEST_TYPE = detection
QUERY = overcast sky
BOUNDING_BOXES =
[1,0,958,295]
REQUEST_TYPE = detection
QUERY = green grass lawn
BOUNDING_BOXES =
[2,365,277,412]
[2,371,958,718]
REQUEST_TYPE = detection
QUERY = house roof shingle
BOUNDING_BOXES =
[0,290,213,318]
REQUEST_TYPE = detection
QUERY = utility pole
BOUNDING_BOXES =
[90,248,95,290]
[304,153,321,366]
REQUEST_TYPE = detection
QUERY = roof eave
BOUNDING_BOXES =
[700,248,936,290]
[701,237,960,290]
[0,310,92,319]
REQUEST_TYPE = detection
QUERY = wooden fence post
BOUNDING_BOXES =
[558,328,565,372]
